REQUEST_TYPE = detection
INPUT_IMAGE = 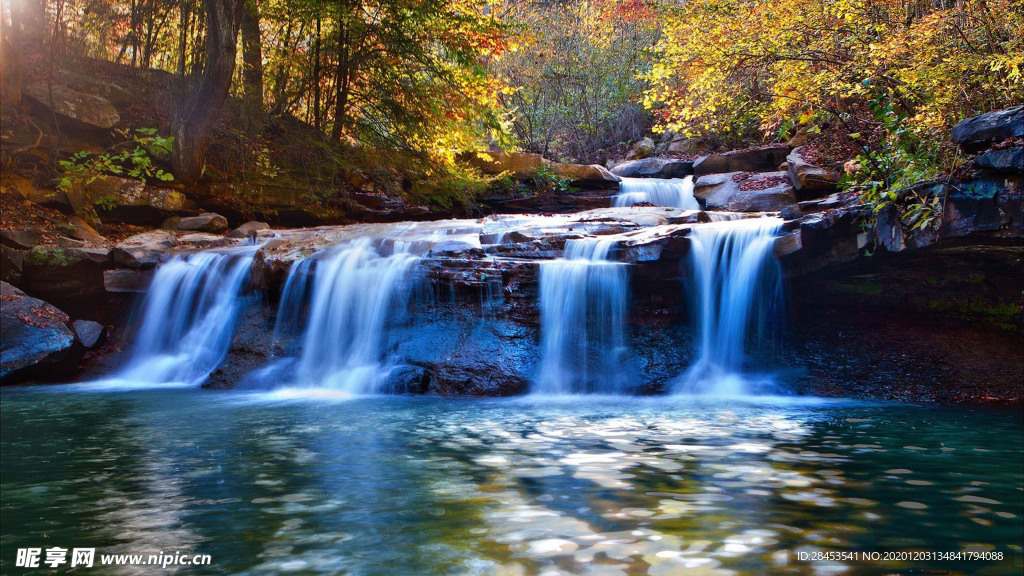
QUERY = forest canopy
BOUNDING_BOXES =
[1,0,1021,202]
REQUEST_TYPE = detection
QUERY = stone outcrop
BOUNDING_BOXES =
[551,163,621,187]
[692,146,792,176]
[693,171,796,212]
[87,177,191,225]
[21,246,109,299]
[23,83,120,129]
[610,157,693,179]
[951,105,1024,152]
[0,282,78,381]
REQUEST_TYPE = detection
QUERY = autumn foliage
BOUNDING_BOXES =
[646,0,1023,162]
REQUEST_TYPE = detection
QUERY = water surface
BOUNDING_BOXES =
[2,389,1021,575]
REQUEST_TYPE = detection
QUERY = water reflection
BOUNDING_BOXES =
[1,391,1021,575]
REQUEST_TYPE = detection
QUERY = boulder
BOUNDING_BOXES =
[693,146,793,176]
[462,151,546,178]
[0,282,78,382]
[56,69,133,107]
[177,213,229,233]
[23,83,120,129]
[975,147,1023,174]
[228,221,271,239]
[550,163,621,186]
[626,137,656,160]
[951,106,1024,152]
[787,146,839,198]
[110,230,176,268]
[88,177,191,225]
[693,171,796,212]
[0,229,41,250]
[610,157,694,179]
[21,246,108,298]
[72,319,106,349]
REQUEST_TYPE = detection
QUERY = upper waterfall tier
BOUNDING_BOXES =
[614,176,700,210]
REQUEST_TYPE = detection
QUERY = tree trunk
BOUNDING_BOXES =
[331,9,351,140]
[4,0,26,108]
[172,0,243,185]
[313,13,321,130]
[240,0,263,124]
[177,0,191,75]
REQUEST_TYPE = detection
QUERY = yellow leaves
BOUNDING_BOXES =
[645,0,1023,144]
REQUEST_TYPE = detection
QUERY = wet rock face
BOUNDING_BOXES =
[397,301,536,396]
[0,282,79,382]
[952,105,1024,152]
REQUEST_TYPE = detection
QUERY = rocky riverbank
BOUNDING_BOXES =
[2,107,1021,402]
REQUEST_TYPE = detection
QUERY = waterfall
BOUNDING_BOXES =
[534,239,629,394]
[676,217,783,395]
[269,238,421,393]
[109,245,258,387]
[614,176,700,210]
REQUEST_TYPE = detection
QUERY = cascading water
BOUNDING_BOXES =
[268,238,421,393]
[107,245,258,387]
[534,239,629,394]
[676,217,784,395]
[614,176,700,210]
